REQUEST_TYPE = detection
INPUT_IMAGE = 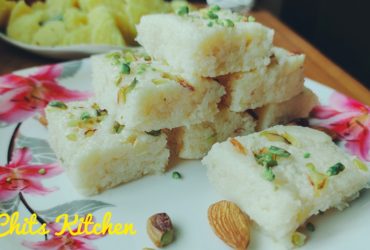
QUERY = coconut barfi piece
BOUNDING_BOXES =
[45,100,169,196]
[256,88,318,131]
[136,7,274,77]
[169,109,256,159]
[218,47,305,111]
[203,125,369,248]
[92,49,225,131]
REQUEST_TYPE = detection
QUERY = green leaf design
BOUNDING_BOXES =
[59,60,82,79]
[0,196,20,215]
[15,134,57,164]
[36,200,114,220]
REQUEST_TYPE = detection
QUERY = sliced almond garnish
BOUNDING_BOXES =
[230,138,247,155]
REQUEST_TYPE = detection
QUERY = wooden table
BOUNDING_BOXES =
[0,10,369,105]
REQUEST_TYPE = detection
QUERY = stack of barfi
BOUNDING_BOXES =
[46,5,319,195]
[137,6,317,159]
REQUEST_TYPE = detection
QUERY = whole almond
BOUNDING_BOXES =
[208,200,251,250]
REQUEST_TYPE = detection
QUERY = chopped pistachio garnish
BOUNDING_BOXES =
[248,16,256,22]
[113,121,125,134]
[210,5,221,12]
[304,152,311,158]
[291,232,306,247]
[146,130,161,136]
[80,111,91,121]
[38,168,46,175]
[144,55,152,61]
[66,133,78,141]
[107,53,121,65]
[207,11,219,20]
[137,63,149,74]
[223,19,235,27]
[84,129,96,137]
[96,108,108,117]
[326,162,345,176]
[117,78,138,104]
[306,222,315,232]
[67,120,79,127]
[306,163,328,192]
[106,51,120,59]
[177,6,189,16]
[121,63,131,74]
[255,149,278,168]
[268,146,291,157]
[49,101,68,110]
[114,74,123,86]
[260,131,290,144]
[91,103,100,110]
[123,51,136,63]
[152,79,168,85]
[263,166,275,181]
[254,146,291,182]
[172,171,182,179]
[282,132,300,146]
[353,158,368,172]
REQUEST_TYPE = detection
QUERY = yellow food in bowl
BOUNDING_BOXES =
[2,0,191,47]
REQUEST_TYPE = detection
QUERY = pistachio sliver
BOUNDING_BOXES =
[353,158,368,172]
[263,166,275,182]
[80,111,91,121]
[291,232,306,247]
[49,101,68,110]
[120,63,131,74]
[112,121,125,134]
[66,133,77,141]
[326,162,345,176]
[117,78,138,104]
[268,146,291,158]
[146,130,161,136]
[260,131,289,144]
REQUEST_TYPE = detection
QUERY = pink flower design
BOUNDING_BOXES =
[0,148,63,201]
[311,92,370,161]
[0,64,91,124]
[23,218,105,250]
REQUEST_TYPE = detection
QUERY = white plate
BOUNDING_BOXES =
[0,59,369,250]
[0,32,126,60]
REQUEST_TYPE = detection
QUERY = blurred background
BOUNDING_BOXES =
[1,0,369,90]
[194,0,370,89]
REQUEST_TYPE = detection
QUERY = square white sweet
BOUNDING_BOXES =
[91,49,225,131]
[168,109,256,159]
[218,47,305,111]
[203,125,369,247]
[136,7,274,77]
[45,100,170,196]
[256,87,318,130]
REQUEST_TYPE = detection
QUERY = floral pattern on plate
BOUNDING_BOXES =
[0,63,91,125]
[0,61,111,250]
[311,92,370,161]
